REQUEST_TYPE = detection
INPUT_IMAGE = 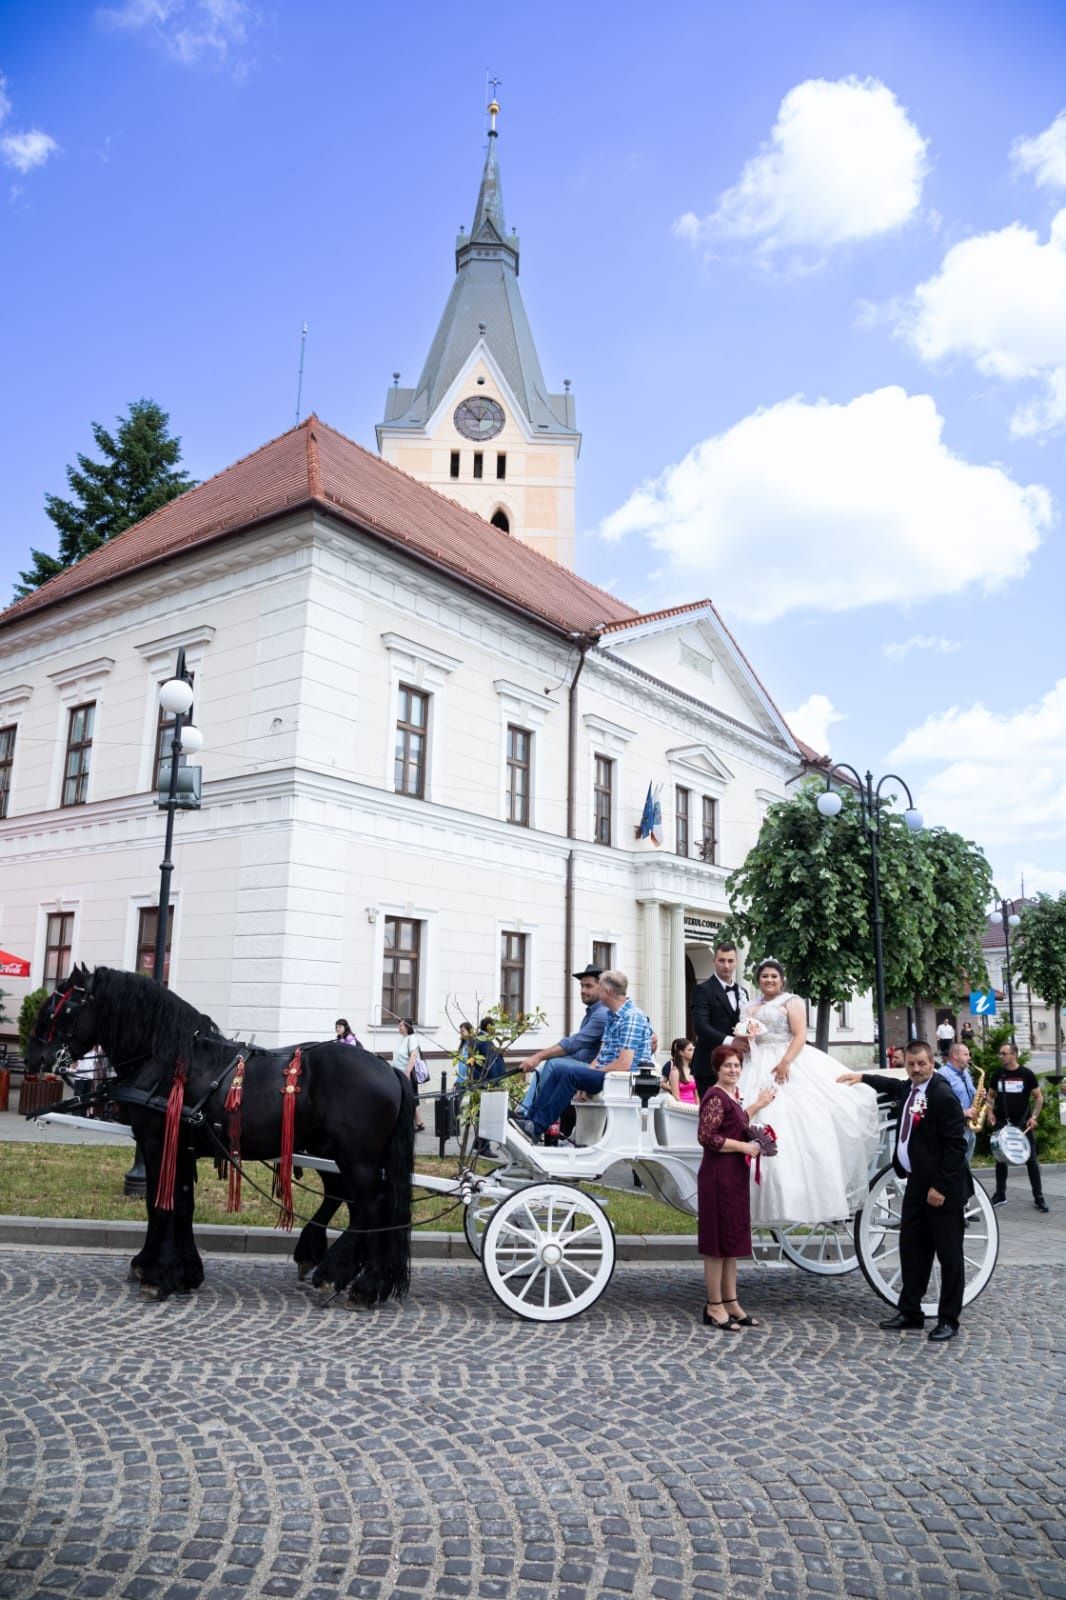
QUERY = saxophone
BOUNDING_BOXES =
[970,1068,990,1133]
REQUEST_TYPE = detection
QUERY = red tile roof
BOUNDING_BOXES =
[0,417,638,638]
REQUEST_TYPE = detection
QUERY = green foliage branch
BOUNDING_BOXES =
[1014,892,1066,1075]
[18,988,49,1056]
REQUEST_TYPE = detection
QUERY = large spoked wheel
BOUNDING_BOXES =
[773,1219,859,1275]
[854,1165,999,1317]
[481,1182,616,1322]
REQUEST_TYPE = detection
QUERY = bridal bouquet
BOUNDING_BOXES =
[734,1016,766,1039]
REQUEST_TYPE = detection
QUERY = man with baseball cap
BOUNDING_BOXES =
[514,963,609,1124]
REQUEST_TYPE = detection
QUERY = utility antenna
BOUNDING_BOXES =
[295,321,308,425]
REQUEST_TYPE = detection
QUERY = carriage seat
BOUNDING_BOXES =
[654,1096,700,1150]
[571,1069,660,1148]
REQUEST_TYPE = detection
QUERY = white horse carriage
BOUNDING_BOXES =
[441,1068,1001,1323]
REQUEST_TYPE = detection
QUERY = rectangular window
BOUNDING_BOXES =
[835,1001,852,1029]
[136,906,174,986]
[506,724,532,826]
[676,786,690,857]
[0,724,15,819]
[500,931,527,1016]
[62,703,95,807]
[382,916,421,1025]
[44,911,75,985]
[496,453,507,480]
[450,450,460,479]
[473,451,484,480]
[394,685,429,798]
[700,795,719,864]
[592,941,614,971]
[593,755,613,846]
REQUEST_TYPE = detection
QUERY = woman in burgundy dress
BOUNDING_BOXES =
[698,1044,776,1330]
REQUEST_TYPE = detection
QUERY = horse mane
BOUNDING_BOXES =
[90,967,225,1083]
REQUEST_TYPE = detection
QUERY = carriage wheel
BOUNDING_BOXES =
[853,1165,999,1316]
[481,1182,615,1322]
[773,1219,859,1275]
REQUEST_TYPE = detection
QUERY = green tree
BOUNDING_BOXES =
[18,988,49,1055]
[726,785,993,1051]
[1015,892,1066,1075]
[16,399,195,597]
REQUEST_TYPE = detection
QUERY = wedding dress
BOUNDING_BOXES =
[738,993,880,1225]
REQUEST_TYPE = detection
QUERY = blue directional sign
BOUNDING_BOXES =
[970,990,997,1017]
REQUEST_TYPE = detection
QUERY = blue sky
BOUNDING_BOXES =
[2,0,1065,897]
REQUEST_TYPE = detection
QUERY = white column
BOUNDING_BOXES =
[639,899,663,1042]
[668,902,687,1042]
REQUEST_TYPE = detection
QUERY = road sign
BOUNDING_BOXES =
[970,990,997,1017]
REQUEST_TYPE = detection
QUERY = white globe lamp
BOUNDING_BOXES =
[159,677,194,716]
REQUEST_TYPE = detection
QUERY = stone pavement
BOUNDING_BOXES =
[1,1248,1063,1600]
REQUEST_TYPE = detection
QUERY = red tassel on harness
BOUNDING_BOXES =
[223,1056,246,1213]
[275,1047,302,1231]
[155,1058,188,1211]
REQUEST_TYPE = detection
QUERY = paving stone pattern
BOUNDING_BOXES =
[0,1250,1063,1600]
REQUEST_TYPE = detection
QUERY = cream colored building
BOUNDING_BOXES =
[376,102,578,569]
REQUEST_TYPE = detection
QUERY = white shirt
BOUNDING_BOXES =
[897,1083,927,1173]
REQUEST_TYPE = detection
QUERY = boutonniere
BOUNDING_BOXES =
[912,1090,928,1125]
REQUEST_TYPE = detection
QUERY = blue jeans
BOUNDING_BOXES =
[530,1062,611,1133]
[519,1057,589,1117]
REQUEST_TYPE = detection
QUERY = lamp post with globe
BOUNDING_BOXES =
[123,650,203,1198]
[989,897,1022,1031]
[815,768,923,1072]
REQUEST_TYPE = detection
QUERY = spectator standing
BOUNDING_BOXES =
[334,1018,359,1046]
[936,1017,956,1061]
[960,1021,975,1049]
[666,1038,699,1105]
[391,1018,426,1132]
[938,1042,978,1163]
[988,1042,1049,1212]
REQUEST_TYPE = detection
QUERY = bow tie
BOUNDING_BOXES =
[724,983,738,995]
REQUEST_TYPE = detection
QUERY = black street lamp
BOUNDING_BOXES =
[816,768,923,1072]
[989,896,1021,1031]
[123,649,203,1198]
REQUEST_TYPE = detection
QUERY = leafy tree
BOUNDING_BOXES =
[0,988,8,1026]
[18,988,49,1056]
[726,785,993,1051]
[1015,892,1066,1075]
[16,399,195,597]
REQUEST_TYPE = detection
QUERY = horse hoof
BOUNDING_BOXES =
[317,1279,336,1299]
[347,1290,376,1313]
[139,1283,163,1300]
[296,1261,311,1282]
[127,1264,144,1281]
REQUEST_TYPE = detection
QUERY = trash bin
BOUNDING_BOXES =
[17,1074,63,1115]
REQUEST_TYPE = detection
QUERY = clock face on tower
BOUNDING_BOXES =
[454,396,505,440]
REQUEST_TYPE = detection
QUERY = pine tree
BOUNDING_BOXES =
[15,399,195,598]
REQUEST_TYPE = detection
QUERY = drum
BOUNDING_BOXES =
[990,1125,1031,1165]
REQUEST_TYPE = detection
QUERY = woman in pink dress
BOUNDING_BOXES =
[697,1045,776,1330]
[666,1037,699,1104]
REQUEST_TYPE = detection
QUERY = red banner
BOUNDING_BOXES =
[0,952,30,978]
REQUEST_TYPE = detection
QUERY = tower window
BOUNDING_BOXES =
[496,453,507,480]
[450,451,460,479]
[473,452,483,480]
[490,509,510,532]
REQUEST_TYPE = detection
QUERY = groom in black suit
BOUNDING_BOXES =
[840,1038,972,1342]
[690,941,750,1100]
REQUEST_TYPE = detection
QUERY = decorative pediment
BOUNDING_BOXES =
[666,743,734,788]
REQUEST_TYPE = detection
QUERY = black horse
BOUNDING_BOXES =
[27,965,415,1305]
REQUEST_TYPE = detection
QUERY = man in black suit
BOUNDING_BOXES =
[840,1038,973,1342]
[690,941,750,1100]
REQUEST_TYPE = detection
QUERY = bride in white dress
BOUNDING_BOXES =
[737,960,880,1225]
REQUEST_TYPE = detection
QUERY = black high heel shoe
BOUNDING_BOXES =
[723,1298,760,1327]
[702,1300,741,1331]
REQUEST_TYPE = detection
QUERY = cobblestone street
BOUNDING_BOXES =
[1,1249,1063,1600]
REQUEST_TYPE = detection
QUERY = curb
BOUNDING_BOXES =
[0,1214,709,1263]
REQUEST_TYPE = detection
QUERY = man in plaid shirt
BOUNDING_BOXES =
[515,971,653,1143]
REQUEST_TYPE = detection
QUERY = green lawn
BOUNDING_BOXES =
[0,1143,697,1236]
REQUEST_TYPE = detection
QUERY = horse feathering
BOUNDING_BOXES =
[89,967,224,1088]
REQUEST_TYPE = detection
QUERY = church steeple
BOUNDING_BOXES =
[376,98,580,569]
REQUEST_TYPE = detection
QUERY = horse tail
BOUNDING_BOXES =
[378,1071,416,1301]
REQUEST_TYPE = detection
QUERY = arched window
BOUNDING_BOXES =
[490,509,510,532]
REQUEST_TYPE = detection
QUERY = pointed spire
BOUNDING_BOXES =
[469,96,507,244]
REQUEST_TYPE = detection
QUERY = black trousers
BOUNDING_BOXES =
[898,1183,966,1326]
[992,1131,1043,1201]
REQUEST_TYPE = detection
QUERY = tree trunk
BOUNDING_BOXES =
[912,996,923,1041]
[1056,1002,1063,1077]
[815,998,832,1054]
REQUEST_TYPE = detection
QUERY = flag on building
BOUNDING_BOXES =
[638,782,662,846]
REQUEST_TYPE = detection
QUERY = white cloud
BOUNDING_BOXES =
[598,386,1051,621]
[1012,110,1066,190]
[1,129,59,173]
[676,76,928,261]
[0,73,11,125]
[97,0,253,67]
[784,693,844,754]
[882,634,962,663]
[899,210,1066,436]
[1013,862,1066,897]
[889,679,1066,848]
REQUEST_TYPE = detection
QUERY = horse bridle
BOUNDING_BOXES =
[42,975,90,1044]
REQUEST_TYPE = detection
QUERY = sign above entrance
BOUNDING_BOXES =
[684,915,722,944]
